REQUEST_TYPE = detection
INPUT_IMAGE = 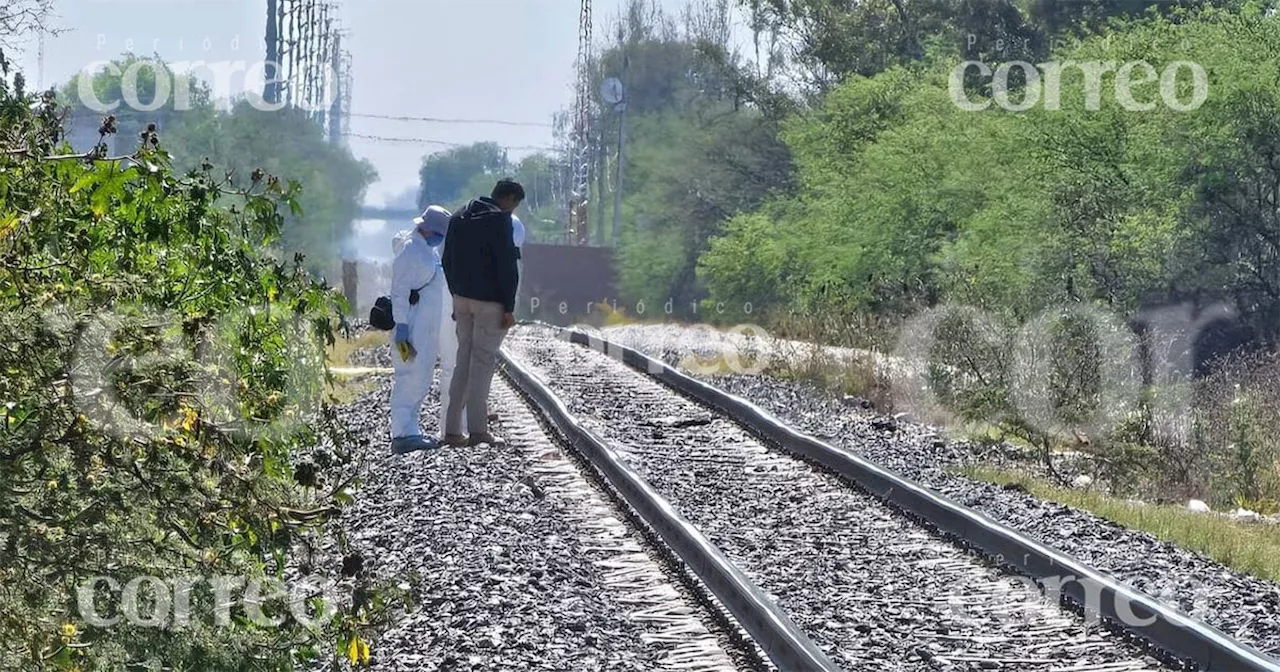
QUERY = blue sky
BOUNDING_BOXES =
[14,0,749,205]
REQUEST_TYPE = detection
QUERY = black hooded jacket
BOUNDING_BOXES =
[441,197,519,313]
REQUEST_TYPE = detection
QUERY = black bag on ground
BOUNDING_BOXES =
[369,296,395,331]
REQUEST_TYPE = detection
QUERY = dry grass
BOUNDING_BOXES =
[958,465,1280,583]
[675,350,770,377]
[599,301,637,327]
[325,329,386,367]
[325,329,387,404]
[760,311,1280,579]
[766,346,896,411]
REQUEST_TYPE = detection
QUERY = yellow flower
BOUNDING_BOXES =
[345,636,371,666]
[179,407,199,433]
[61,622,77,641]
[347,638,360,666]
[46,480,58,491]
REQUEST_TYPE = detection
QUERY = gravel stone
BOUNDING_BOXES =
[506,329,1177,672]
[321,354,751,671]
[595,323,1280,661]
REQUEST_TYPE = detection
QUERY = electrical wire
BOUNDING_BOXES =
[346,112,553,128]
[343,132,557,152]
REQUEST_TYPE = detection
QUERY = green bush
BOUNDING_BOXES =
[906,304,1143,483]
[62,55,377,265]
[1194,351,1280,510]
[0,74,390,669]
[700,10,1280,336]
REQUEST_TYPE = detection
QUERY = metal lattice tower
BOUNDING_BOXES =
[569,0,593,245]
[264,0,349,142]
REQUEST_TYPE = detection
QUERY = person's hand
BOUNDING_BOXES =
[501,312,515,329]
[394,324,417,361]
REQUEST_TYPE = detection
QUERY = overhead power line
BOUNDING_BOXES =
[343,132,557,153]
[347,112,553,128]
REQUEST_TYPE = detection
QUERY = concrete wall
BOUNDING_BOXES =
[517,243,618,323]
[337,243,618,325]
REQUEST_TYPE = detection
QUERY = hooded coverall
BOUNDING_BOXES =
[436,214,524,434]
[389,227,446,440]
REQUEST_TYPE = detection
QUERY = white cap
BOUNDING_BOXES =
[512,214,526,248]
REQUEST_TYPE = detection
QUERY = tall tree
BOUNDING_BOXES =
[416,142,507,209]
[0,0,52,51]
[61,56,375,265]
[415,143,562,242]
[700,6,1280,352]
[596,0,795,307]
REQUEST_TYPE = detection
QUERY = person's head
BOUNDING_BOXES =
[413,205,451,245]
[490,178,525,212]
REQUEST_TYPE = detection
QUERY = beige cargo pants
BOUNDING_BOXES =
[443,296,508,437]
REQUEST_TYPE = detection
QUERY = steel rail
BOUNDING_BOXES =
[528,323,1280,672]
[497,350,842,672]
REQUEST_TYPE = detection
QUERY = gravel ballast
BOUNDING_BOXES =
[505,328,1175,672]
[327,362,749,671]
[590,322,1280,661]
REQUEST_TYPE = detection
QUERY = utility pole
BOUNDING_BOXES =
[265,0,280,104]
[328,32,343,144]
[609,34,630,245]
[612,85,627,243]
[602,51,629,245]
[595,130,607,244]
[36,28,45,90]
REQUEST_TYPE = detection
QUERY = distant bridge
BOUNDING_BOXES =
[357,206,419,221]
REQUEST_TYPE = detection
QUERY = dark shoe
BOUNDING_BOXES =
[467,432,506,447]
[441,433,469,447]
[391,435,439,455]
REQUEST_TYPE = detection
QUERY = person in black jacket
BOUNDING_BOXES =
[440,178,524,446]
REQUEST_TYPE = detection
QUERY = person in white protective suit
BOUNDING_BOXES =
[388,205,450,454]
[436,213,524,435]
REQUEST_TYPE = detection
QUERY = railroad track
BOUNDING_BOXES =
[497,324,1280,672]
[330,377,759,671]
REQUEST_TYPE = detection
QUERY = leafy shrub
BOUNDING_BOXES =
[918,305,1014,428]
[1194,350,1280,509]
[760,310,896,409]
[0,71,390,669]
[908,305,1141,483]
